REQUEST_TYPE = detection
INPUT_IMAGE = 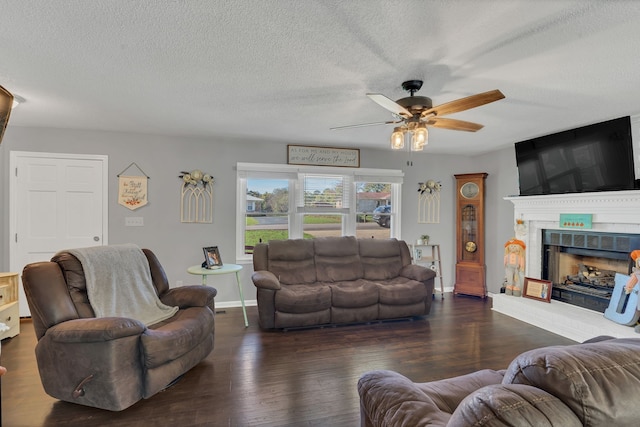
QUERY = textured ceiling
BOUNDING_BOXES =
[2,1,640,155]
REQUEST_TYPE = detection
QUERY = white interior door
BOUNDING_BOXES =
[9,151,108,316]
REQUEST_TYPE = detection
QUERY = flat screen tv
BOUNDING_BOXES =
[515,116,636,196]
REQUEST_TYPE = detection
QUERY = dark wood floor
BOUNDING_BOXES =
[1,295,575,427]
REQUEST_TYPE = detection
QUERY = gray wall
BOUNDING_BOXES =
[0,126,517,306]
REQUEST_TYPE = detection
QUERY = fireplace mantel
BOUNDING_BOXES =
[493,190,640,341]
[505,190,640,225]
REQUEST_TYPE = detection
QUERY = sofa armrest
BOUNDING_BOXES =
[400,264,436,282]
[252,270,281,290]
[449,384,582,426]
[358,370,451,427]
[160,285,217,311]
[358,369,505,427]
[36,318,146,411]
[46,317,146,343]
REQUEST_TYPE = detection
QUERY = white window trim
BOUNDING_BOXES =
[236,162,403,262]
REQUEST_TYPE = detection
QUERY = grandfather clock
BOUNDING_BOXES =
[454,173,487,298]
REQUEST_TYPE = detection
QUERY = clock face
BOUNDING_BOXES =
[465,241,477,252]
[460,182,480,199]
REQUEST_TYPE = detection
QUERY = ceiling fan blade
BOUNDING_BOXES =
[330,120,401,131]
[421,89,505,118]
[366,93,413,118]
[427,117,484,132]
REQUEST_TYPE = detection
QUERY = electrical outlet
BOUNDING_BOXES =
[125,217,144,226]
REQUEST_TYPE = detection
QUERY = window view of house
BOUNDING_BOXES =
[245,177,394,253]
[245,178,290,253]
[356,182,392,239]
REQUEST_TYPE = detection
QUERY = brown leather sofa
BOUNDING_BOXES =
[22,248,217,411]
[358,336,640,426]
[251,236,436,329]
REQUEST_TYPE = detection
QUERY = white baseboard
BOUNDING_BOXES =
[216,300,257,309]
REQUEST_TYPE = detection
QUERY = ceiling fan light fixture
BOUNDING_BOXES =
[333,80,504,152]
[410,125,428,151]
[390,127,405,150]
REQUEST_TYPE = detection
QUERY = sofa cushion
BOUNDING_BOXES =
[141,306,214,369]
[450,383,583,427]
[377,278,428,305]
[503,338,640,426]
[360,238,404,280]
[329,279,379,308]
[275,309,331,329]
[379,302,426,319]
[274,284,332,313]
[267,239,317,285]
[331,305,378,324]
[51,252,96,318]
[315,236,363,282]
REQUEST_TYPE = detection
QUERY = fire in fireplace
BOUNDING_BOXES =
[542,230,640,313]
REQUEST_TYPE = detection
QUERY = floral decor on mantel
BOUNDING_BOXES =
[418,179,441,224]
[179,169,214,223]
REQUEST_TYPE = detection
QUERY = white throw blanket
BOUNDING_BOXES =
[66,244,178,326]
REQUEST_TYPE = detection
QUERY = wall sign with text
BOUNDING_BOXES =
[287,145,360,168]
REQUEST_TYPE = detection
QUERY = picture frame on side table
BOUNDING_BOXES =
[523,277,552,303]
[203,246,223,269]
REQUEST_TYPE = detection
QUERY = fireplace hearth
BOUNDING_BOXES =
[542,229,640,312]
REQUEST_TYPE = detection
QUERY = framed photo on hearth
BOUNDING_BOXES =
[203,246,223,269]
[523,277,552,303]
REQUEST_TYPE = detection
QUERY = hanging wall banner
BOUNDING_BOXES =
[118,175,148,210]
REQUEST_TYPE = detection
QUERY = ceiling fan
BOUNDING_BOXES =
[331,80,505,151]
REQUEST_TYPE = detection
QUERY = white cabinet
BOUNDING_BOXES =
[0,272,20,340]
[411,244,444,298]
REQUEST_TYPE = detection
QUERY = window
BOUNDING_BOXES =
[356,182,392,239]
[244,178,290,253]
[236,163,403,262]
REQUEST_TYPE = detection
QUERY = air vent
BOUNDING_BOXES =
[601,235,614,251]
[542,230,640,254]
[617,236,631,252]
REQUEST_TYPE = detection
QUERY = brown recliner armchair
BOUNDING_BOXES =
[22,248,217,411]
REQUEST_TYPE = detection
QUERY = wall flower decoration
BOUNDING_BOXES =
[179,169,214,223]
[418,179,441,224]
[179,169,214,188]
[418,179,442,195]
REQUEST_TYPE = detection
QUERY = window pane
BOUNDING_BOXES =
[356,182,392,239]
[302,214,343,239]
[302,175,346,208]
[245,178,290,253]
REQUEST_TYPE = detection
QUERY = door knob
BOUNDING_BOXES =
[94,236,100,242]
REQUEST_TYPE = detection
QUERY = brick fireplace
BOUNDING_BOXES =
[493,190,640,341]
